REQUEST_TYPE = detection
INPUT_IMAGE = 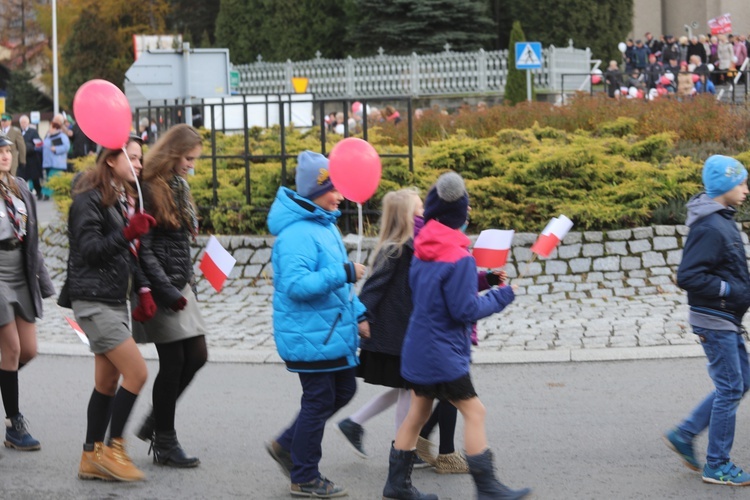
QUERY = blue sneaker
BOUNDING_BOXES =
[702,461,750,486]
[4,413,41,451]
[336,418,367,459]
[663,428,699,471]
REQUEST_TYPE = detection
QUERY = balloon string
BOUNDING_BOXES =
[349,202,365,302]
[356,202,363,264]
[123,146,144,214]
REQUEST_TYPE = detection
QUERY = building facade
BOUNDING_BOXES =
[633,0,749,40]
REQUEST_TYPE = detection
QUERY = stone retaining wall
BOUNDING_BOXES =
[41,222,744,301]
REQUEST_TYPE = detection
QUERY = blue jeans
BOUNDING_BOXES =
[679,327,750,467]
[277,368,357,483]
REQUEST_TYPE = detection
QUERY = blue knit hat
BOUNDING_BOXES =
[295,150,334,200]
[423,171,469,229]
[703,155,747,199]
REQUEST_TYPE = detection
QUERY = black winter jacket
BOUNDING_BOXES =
[66,189,145,303]
[358,240,413,357]
[138,223,193,309]
[677,193,750,326]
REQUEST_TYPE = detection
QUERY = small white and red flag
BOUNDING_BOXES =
[65,316,89,346]
[530,215,574,258]
[708,13,732,35]
[473,229,514,268]
[199,235,236,292]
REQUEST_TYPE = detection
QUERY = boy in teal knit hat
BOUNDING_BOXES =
[666,155,750,486]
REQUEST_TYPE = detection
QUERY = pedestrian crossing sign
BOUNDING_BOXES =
[515,42,543,69]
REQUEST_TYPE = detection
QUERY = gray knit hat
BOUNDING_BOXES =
[423,171,469,229]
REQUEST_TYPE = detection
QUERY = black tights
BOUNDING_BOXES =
[153,336,207,432]
[419,400,458,455]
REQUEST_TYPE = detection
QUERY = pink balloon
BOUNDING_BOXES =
[591,75,601,84]
[328,138,382,204]
[691,74,700,83]
[73,79,132,149]
[660,75,671,85]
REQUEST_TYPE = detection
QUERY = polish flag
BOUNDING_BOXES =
[65,316,89,346]
[530,215,574,258]
[199,235,236,292]
[472,229,514,268]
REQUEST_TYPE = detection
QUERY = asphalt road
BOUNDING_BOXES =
[1,355,749,499]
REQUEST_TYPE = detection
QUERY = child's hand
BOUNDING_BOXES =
[511,283,518,291]
[494,270,507,283]
[354,263,366,280]
[358,321,371,339]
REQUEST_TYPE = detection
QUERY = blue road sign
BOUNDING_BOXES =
[515,42,543,69]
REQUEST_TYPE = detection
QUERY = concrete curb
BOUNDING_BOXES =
[39,341,705,365]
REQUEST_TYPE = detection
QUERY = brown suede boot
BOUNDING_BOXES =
[78,443,115,481]
[93,438,145,482]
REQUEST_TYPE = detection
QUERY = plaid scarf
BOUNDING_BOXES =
[115,183,139,256]
[169,175,198,237]
[0,181,26,241]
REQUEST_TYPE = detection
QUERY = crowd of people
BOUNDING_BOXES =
[604,31,749,100]
[325,102,403,135]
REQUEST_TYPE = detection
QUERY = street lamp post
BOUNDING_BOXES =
[52,0,59,114]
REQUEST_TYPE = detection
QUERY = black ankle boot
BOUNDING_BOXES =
[136,412,155,443]
[382,443,437,500]
[466,448,531,500]
[152,430,200,468]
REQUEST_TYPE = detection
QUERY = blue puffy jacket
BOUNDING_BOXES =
[401,220,515,385]
[268,186,366,373]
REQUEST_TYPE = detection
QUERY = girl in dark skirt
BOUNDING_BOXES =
[382,172,531,500]
[132,124,207,468]
[0,133,54,451]
[336,189,422,458]
[68,136,157,482]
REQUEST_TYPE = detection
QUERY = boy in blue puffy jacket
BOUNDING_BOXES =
[666,155,750,486]
[264,150,368,498]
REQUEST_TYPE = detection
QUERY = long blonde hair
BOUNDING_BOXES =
[371,188,421,268]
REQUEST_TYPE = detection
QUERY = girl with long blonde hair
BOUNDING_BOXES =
[337,188,424,457]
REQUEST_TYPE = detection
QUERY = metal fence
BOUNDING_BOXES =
[135,96,415,233]
[235,43,592,97]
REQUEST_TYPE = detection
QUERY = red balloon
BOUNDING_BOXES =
[691,73,700,83]
[73,79,132,150]
[591,75,602,84]
[328,138,382,204]
[660,75,671,85]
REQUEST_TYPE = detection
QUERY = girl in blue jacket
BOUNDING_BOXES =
[383,172,530,500]
[265,150,369,498]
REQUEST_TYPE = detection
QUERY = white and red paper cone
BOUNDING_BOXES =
[199,235,236,292]
[473,229,514,268]
[530,215,574,258]
[65,316,89,346]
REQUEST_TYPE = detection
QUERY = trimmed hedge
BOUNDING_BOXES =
[49,97,750,234]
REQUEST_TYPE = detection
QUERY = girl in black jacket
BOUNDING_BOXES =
[133,124,207,468]
[0,133,54,452]
[68,136,157,482]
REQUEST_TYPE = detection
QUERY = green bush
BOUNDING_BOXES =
[47,95,750,234]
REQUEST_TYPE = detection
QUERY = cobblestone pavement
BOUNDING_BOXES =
[36,277,704,364]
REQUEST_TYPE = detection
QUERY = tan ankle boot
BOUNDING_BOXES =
[94,438,145,482]
[435,450,469,474]
[416,436,437,466]
[78,443,115,481]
